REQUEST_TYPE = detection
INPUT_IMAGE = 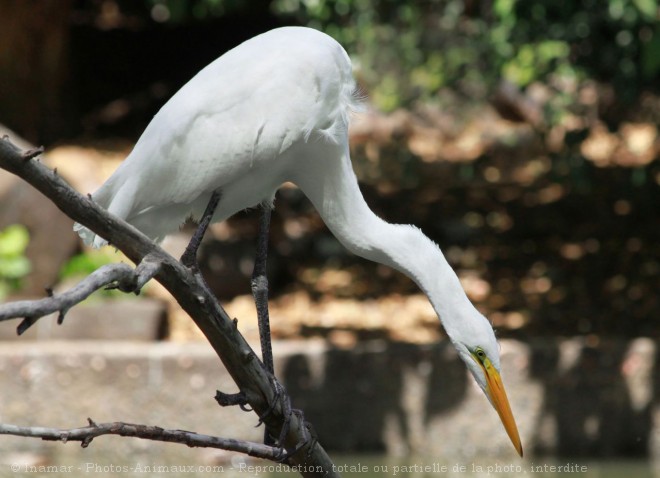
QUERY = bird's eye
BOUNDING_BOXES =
[475,347,486,362]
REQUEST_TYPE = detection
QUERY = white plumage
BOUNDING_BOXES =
[76,27,356,246]
[75,26,522,455]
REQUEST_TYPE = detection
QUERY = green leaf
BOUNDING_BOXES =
[633,0,657,20]
[641,28,660,79]
[0,256,31,279]
[0,281,9,301]
[0,225,30,257]
[59,249,117,279]
[494,0,517,20]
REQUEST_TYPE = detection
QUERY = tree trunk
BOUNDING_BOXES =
[0,0,73,143]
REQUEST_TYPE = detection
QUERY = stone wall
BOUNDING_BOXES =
[0,338,657,469]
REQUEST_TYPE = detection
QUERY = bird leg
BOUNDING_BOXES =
[252,205,274,375]
[251,205,276,444]
[181,191,221,269]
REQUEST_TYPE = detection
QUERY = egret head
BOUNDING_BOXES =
[449,311,523,457]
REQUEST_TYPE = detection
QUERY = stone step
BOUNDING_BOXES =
[0,338,657,468]
[0,299,166,341]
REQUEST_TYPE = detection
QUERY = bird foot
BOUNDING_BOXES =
[214,382,315,461]
[273,409,317,463]
[258,378,316,461]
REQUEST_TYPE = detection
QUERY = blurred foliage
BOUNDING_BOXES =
[60,248,118,279]
[0,225,31,300]
[275,0,659,112]
[60,248,133,299]
[144,0,250,21]
[144,0,660,115]
[504,1,660,96]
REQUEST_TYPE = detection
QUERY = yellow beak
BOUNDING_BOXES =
[483,363,523,457]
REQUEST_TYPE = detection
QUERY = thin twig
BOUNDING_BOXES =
[0,263,130,331]
[0,257,160,335]
[0,420,283,461]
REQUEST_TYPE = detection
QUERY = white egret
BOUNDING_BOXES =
[75,26,522,456]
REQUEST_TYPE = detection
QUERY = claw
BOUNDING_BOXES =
[273,411,315,463]
[257,378,316,463]
[215,377,315,462]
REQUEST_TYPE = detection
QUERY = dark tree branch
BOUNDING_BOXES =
[0,137,338,477]
[0,419,284,461]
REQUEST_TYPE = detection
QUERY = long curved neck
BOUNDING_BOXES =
[291,144,475,336]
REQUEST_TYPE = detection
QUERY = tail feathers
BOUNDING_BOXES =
[74,176,137,248]
[74,201,200,248]
[73,176,211,247]
[73,222,108,248]
[73,188,114,248]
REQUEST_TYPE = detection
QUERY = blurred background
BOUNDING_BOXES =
[0,0,659,476]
